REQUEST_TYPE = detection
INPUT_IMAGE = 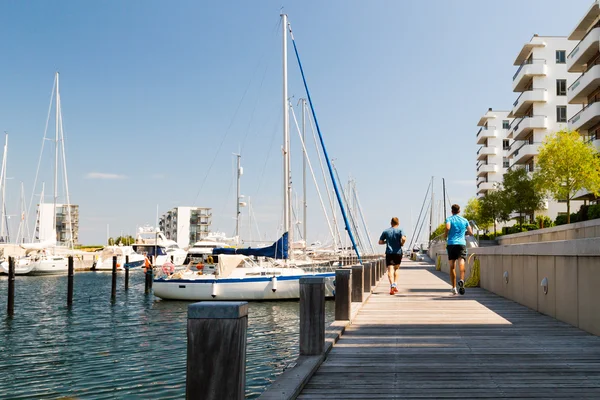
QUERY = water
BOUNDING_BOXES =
[0,272,334,399]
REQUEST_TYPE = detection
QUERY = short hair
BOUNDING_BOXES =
[451,204,460,214]
[391,217,399,226]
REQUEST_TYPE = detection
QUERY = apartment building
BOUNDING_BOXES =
[36,203,79,246]
[476,109,513,198]
[506,35,580,220]
[159,206,212,248]
[567,0,600,202]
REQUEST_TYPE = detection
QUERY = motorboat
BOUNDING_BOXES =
[133,226,187,265]
[94,245,146,271]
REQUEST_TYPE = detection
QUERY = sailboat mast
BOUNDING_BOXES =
[282,13,291,254]
[0,133,7,243]
[428,176,434,246]
[235,153,241,238]
[301,99,307,245]
[54,72,59,244]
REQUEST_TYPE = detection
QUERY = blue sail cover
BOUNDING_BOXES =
[212,232,288,259]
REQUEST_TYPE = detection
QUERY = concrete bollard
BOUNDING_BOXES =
[67,256,74,307]
[111,255,117,301]
[370,261,376,288]
[186,302,248,400]
[363,262,372,294]
[300,277,325,356]
[7,256,15,316]
[350,265,364,302]
[334,269,352,321]
[124,255,129,290]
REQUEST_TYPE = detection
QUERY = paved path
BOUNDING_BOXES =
[298,259,600,399]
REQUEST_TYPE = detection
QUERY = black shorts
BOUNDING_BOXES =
[386,254,403,266]
[447,245,467,261]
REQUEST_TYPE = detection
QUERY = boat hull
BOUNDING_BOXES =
[95,256,145,271]
[153,273,335,301]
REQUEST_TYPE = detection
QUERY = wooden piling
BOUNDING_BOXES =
[124,255,129,290]
[186,302,248,400]
[7,256,15,316]
[111,255,117,300]
[350,265,364,302]
[370,260,376,288]
[334,269,352,321]
[67,256,74,307]
[300,277,325,356]
[363,262,372,294]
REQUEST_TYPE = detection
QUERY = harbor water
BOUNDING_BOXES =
[0,271,334,399]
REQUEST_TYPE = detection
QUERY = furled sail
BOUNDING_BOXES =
[212,232,288,259]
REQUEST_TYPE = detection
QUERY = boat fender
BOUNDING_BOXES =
[271,276,277,293]
[207,256,214,264]
[211,281,217,298]
[116,263,121,269]
[196,263,204,271]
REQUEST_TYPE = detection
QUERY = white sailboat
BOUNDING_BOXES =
[153,14,336,301]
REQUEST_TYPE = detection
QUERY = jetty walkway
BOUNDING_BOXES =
[297,258,600,399]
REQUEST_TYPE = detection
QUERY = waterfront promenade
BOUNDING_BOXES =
[296,259,600,399]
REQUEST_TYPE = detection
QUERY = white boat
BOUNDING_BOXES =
[27,252,68,275]
[94,245,146,271]
[133,226,187,266]
[0,256,34,275]
[153,254,334,301]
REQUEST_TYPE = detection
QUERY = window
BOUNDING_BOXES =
[503,158,509,168]
[502,120,510,129]
[556,50,566,64]
[503,139,510,150]
[557,106,567,122]
[556,79,567,96]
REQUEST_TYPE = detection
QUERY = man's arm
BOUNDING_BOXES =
[378,232,386,245]
[378,239,385,245]
[444,222,451,239]
[466,225,473,236]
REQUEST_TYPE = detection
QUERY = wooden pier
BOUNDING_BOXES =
[293,258,600,399]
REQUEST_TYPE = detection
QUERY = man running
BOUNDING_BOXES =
[445,204,473,295]
[379,217,406,295]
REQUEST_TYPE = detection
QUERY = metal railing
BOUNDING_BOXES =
[513,59,546,81]
[568,22,600,60]
[513,88,547,107]
[477,162,496,172]
[476,125,497,138]
[569,59,600,92]
[568,101,600,124]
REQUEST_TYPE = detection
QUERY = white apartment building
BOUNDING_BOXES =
[567,0,600,202]
[506,35,581,220]
[159,207,212,248]
[476,108,513,198]
[36,203,79,245]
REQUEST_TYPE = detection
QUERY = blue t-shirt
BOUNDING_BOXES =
[379,227,404,254]
[446,214,469,245]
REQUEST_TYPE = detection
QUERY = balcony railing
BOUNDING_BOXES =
[569,58,600,92]
[513,88,547,107]
[568,21,600,60]
[513,59,546,81]
[476,125,497,137]
[568,100,599,125]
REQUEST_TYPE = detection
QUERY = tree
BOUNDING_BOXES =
[479,190,510,235]
[429,224,445,241]
[534,129,600,223]
[502,167,545,228]
[463,197,492,231]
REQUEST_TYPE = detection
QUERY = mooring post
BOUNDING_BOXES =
[124,255,129,290]
[67,256,74,307]
[335,269,352,321]
[7,256,15,316]
[350,264,364,302]
[111,255,117,300]
[300,277,325,355]
[186,302,248,400]
[370,260,376,288]
[363,262,372,294]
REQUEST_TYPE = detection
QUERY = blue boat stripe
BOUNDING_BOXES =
[154,273,335,284]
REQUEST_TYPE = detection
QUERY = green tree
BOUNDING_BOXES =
[502,167,545,228]
[108,237,115,245]
[479,190,510,235]
[463,197,492,231]
[429,223,445,241]
[534,129,600,223]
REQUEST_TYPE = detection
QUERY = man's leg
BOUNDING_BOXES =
[394,265,400,286]
[387,265,394,285]
[459,257,466,282]
[449,260,456,287]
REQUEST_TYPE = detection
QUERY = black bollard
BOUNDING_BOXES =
[7,256,15,316]
[111,255,117,301]
[67,256,74,307]
[363,262,372,294]
[187,302,248,400]
[300,277,325,355]
[124,255,129,290]
[350,264,364,302]
[334,269,352,321]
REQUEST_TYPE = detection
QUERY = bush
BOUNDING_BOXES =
[535,215,553,229]
[588,204,600,220]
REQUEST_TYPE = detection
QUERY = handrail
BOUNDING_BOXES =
[476,125,497,137]
[569,60,600,91]
[568,101,599,123]
[513,58,546,81]
[568,22,600,59]
[513,88,547,107]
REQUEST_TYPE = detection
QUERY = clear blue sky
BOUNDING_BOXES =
[0,0,592,245]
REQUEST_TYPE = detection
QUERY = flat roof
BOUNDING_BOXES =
[569,1,600,40]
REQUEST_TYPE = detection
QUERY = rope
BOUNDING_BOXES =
[288,21,362,263]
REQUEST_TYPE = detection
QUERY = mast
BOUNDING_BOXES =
[443,178,447,221]
[53,72,59,244]
[282,13,291,257]
[428,176,434,246]
[0,133,7,243]
[301,98,307,245]
[235,153,241,238]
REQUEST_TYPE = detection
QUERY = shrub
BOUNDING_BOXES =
[588,204,600,220]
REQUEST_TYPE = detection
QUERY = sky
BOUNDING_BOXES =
[0,0,593,246]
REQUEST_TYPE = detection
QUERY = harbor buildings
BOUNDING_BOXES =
[159,207,212,248]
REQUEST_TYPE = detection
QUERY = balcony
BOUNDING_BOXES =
[512,59,547,92]
[509,142,540,165]
[569,101,600,132]
[476,182,495,193]
[476,146,497,160]
[568,64,600,104]
[510,89,547,117]
[567,25,600,73]
[476,126,497,145]
[477,163,497,177]
[509,115,547,141]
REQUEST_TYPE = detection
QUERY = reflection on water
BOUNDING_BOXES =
[0,272,333,399]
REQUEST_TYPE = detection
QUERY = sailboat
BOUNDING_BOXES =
[152,15,346,301]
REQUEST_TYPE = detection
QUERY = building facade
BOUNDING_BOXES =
[159,207,212,248]
[36,203,79,246]
[476,108,513,198]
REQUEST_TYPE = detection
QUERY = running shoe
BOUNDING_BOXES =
[390,287,395,295]
[450,287,458,295]
[458,279,465,295]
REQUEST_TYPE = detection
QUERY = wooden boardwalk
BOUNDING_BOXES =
[297,259,600,399]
